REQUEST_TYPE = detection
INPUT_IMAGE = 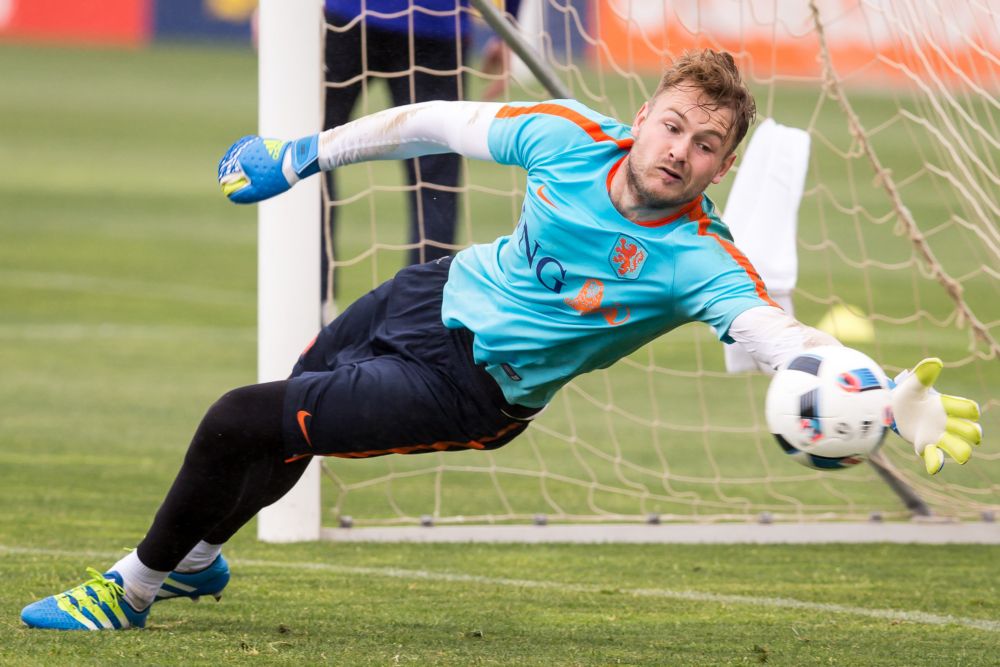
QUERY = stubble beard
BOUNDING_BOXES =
[624,156,696,211]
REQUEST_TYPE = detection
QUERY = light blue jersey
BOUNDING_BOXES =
[441,100,777,407]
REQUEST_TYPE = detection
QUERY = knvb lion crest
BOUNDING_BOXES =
[608,234,648,280]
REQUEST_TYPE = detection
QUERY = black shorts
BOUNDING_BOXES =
[282,258,537,461]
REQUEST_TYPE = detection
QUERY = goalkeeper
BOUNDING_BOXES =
[22,49,982,631]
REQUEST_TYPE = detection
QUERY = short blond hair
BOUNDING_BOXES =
[653,49,756,153]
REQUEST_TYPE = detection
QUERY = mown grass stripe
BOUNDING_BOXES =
[0,269,254,307]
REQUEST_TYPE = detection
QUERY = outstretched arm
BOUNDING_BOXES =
[218,101,504,203]
[730,306,982,475]
[727,305,839,373]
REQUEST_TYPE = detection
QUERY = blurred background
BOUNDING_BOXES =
[0,0,256,45]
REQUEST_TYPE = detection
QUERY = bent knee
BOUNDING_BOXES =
[192,383,287,457]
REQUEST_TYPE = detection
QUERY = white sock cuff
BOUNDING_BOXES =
[111,551,169,612]
[175,541,223,573]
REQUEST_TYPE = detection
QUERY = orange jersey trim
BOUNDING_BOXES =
[605,154,626,193]
[496,103,635,150]
[694,207,781,309]
[633,195,706,228]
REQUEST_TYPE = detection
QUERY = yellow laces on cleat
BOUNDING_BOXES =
[55,568,130,629]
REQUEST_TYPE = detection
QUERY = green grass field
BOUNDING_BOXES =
[0,42,997,664]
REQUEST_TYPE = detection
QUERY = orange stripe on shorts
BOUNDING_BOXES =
[329,421,525,459]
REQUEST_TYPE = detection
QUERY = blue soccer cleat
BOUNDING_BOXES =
[21,569,148,631]
[155,554,230,603]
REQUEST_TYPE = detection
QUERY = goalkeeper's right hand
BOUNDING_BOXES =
[218,134,320,204]
[889,358,983,475]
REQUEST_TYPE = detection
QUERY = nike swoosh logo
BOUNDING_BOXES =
[296,410,313,448]
[537,184,556,208]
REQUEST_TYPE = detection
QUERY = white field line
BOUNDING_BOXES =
[3,545,998,633]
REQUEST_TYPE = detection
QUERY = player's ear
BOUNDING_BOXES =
[711,150,738,184]
[631,101,651,136]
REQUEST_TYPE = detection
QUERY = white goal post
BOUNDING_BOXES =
[256,0,323,543]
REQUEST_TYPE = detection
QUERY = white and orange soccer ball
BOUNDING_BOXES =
[765,346,893,470]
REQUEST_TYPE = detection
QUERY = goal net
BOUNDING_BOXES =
[296,0,998,531]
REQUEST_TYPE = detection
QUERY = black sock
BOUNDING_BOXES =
[136,381,310,571]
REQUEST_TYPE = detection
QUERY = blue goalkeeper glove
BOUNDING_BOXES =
[218,134,321,204]
[890,358,982,475]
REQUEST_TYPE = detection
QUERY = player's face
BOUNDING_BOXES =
[626,86,738,210]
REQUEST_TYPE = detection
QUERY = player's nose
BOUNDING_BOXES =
[667,137,690,163]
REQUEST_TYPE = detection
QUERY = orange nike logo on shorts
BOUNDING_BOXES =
[296,410,313,448]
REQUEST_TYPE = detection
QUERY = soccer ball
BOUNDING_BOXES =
[765,346,892,470]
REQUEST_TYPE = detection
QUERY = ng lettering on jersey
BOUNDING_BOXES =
[517,220,568,294]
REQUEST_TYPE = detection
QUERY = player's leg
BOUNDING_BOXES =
[137,382,293,570]
[21,260,423,629]
[20,266,412,630]
[386,35,468,264]
[144,380,313,603]
[145,273,422,564]
[20,381,309,629]
[137,381,312,578]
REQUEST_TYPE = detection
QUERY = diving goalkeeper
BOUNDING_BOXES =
[22,49,982,631]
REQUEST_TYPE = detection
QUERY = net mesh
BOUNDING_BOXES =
[319,0,998,526]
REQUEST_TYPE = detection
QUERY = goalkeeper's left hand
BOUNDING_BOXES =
[890,358,982,475]
[218,134,320,204]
